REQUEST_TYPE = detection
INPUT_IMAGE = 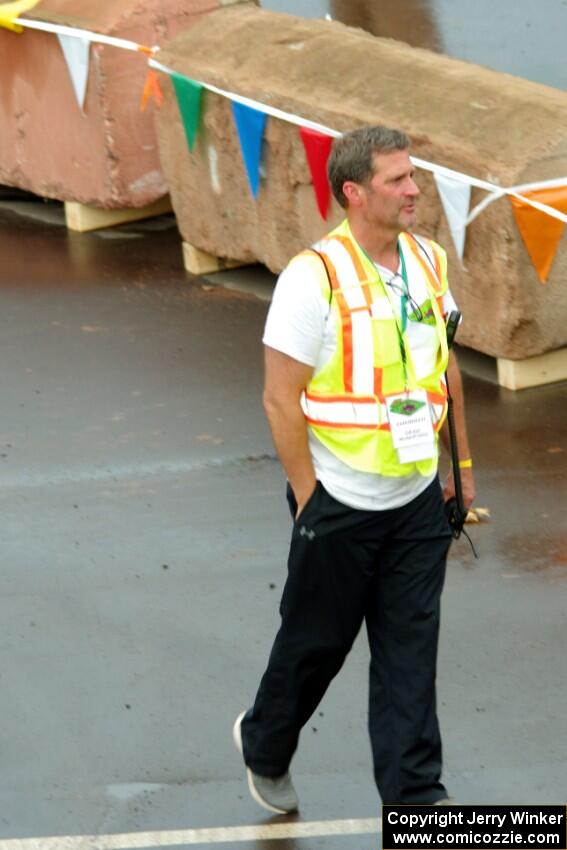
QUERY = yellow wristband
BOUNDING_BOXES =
[458,458,473,469]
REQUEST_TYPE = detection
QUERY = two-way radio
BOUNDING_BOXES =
[443,311,473,546]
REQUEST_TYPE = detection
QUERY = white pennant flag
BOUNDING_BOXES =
[433,173,471,261]
[57,34,90,112]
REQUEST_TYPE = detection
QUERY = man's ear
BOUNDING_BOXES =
[342,181,363,208]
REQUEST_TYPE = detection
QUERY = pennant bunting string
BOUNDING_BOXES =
[13,16,158,53]
[231,101,267,198]
[299,126,334,220]
[1,16,567,283]
[148,59,567,228]
[506,176,567,195]
[149,59,342,139]
[467,179,567,227]
[0,19,564,226]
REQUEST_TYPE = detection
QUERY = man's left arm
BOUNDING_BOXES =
[439,350,476,510]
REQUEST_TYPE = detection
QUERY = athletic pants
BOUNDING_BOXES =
[240,476,452,804]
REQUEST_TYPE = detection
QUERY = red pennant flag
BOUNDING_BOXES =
[509,185,567,283]
[140,69,164,112]
[300,126,334,220]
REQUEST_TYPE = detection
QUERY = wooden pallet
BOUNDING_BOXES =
[182,241,248,276]
[65,195,172,232]
[497,348,567,390]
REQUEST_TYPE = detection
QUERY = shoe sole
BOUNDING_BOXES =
[232,711,290,815]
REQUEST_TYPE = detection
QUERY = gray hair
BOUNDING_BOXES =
[327,126,411,208]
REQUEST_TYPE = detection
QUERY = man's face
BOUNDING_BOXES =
[357,149,420,232]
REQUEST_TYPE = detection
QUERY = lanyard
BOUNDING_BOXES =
[361,240,411,388]
[397,247,409,334]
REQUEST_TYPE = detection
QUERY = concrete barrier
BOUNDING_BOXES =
[155,5,567,364]
[0,0,253,211]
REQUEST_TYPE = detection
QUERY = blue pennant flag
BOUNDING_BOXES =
[231,100,267,198]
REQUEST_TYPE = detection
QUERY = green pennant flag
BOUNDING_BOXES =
[171,73,203,151]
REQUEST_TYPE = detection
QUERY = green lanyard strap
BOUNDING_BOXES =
[398,247,409,334]
[360,240,411,388]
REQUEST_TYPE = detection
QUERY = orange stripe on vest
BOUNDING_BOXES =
[427,391,447,406]
[330,235,385,395]
[316,249,355,393]
[332,235,374,310]
[403,236,443,295]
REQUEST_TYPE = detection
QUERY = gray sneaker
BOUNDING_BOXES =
[233,711,299,815]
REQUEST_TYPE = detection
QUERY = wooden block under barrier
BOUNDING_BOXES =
[65,195,172,232]
[497,348,567,390]
[182,241,247,276]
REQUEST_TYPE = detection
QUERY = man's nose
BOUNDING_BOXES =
[406,177,420,197]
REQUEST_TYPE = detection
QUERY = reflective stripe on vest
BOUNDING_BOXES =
[304,390,446,432]
[302,392,390,430]
[313,237,375,395]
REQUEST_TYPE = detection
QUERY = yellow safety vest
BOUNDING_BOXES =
[300,219,450,477]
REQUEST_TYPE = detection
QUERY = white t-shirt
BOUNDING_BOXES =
[263,244,459,511]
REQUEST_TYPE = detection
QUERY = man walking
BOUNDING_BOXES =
[233,126,475,813]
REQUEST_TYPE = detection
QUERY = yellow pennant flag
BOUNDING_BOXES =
[510,185,567,283]
[0,0,41,32]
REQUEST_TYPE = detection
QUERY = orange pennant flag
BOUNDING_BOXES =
[510,185,567,283]
[140,69,163,112]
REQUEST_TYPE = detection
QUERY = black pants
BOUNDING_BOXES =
[240,476,452,804]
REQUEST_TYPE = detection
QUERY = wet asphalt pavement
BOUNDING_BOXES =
[0,201,565,847]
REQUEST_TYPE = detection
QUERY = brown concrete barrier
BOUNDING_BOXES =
[0,0,253,216]
[155,5,567,375]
